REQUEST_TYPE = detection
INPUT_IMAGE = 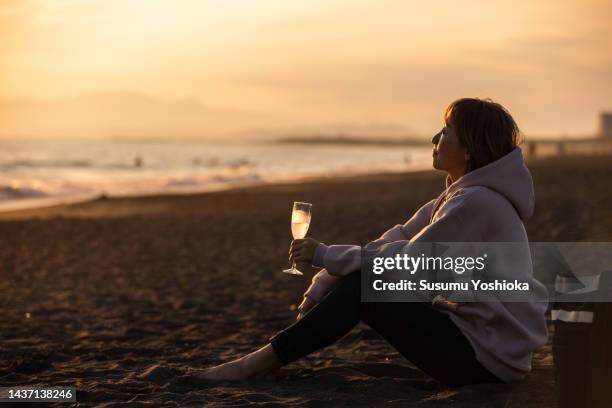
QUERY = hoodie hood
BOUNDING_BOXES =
[444,147,535,220]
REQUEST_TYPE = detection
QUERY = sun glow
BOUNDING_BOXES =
[0,0,610,138]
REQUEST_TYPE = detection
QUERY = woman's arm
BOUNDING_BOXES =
[311,199,437,276]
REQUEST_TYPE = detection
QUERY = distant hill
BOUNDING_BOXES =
[0,92,265,140]
[0,91,426,143]
[275,135,429,146]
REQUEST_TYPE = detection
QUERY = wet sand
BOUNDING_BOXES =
[1,155,611,407]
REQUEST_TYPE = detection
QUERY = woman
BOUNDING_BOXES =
[198,98,548,386]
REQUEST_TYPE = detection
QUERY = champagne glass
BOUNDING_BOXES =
[282,201,312,275]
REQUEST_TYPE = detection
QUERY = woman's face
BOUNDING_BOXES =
[431,122,470,180]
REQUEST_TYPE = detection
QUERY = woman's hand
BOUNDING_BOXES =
[289,237,320,265]
[296,295,316,320]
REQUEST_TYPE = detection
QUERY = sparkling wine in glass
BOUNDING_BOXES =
[282,201,312,275]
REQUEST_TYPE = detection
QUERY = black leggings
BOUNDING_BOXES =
[270,270,502,387]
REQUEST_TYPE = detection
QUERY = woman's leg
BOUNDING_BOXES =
[202,270,501,386]
[197,271,362,380]
[272,270,501,386]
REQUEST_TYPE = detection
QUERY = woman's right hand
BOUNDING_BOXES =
[289,237,321,265]
[296,295,317,320]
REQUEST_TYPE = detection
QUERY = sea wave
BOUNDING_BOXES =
[0,159,93,170]
[0,140,433,212]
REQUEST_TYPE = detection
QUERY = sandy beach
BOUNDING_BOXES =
[1,154,611,407]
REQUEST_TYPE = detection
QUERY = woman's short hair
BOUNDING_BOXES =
[444,98,523,172]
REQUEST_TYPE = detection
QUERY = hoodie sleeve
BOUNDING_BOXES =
[380,199,437,241]
[312,199,437,277]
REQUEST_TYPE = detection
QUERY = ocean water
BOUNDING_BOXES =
[0,139,433,211]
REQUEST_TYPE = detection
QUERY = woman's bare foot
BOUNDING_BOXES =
[194,344,282,381]
[191,358,247,381]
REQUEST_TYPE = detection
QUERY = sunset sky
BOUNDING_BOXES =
[1,0,610,139]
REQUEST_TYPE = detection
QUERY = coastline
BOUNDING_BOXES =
[2,153,610,236]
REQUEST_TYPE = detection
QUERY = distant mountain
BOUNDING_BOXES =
[0,91,424,142]
[275,135,428,146]
[0,92,265,140]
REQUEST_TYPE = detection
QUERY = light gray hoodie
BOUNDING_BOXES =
[305,147,548,382]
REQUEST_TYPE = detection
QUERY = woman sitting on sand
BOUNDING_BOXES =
[199,98,548,386]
